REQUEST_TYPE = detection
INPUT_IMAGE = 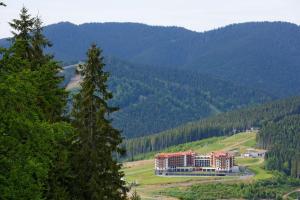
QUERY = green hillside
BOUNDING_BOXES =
[63,58,271,138]
[257,115,300,178]
[124,96,300,157]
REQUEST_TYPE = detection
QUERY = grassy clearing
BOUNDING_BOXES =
[123,132,258,185]
[194,131,256,153]
[131,131,256,161]
[123,131,272,199]
[123,159,223,186]
[248,164,273,180]
[235,157,273,180]
[236,157,260,165]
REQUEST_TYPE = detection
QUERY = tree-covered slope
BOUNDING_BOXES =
[2,21,299,96]
[2,21,299,137]
[63,58,272,138]
[257,115,300,178]
[124,96,300,157]
[185,22,300,96]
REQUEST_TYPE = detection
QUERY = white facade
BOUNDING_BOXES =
[195,155,211,167]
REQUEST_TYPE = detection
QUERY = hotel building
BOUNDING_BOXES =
[155,151,235,175]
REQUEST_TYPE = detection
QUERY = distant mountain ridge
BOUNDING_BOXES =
[1,21,300,137]
[1,21,299,96]
[62,58,272,138]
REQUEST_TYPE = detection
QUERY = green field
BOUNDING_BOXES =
[123,131,274,199]
[130,131,257,161]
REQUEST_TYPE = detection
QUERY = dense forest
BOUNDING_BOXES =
[124,96,300,158]
[2,21,300,96]
[0,7,134,200]
[0,7,71,199]
[62,58,272,138]
[257,115,300,178]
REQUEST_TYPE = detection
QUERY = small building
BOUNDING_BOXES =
[242,149,267,158]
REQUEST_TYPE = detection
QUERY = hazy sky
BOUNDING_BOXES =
[0,0,299,37]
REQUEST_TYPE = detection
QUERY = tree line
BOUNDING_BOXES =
[0,7,139,200]
[124,96,300,159]
[257,115,300,178]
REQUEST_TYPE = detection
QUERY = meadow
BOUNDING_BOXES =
[123,131,275,199]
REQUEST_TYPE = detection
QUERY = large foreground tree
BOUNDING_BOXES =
[0,7,73,199]
[71,44,127,199]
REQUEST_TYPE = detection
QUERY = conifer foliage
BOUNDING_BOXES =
[71,44,128,199]
[0,7,73,199]
[8,7,35,60]
[8,7,67,122]
[257,115,300,178]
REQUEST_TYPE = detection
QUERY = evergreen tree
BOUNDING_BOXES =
[9,7,35,60]
[8,7,67,122]
[0,38,74,200]
[0,7,73,199]
[30,16,67,122]
[71,44,127,199]
[30,17,52,68]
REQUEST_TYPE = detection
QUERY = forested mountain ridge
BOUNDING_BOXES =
[124,96,300,158]
[2,21,299,96]
[63,58,272,138]
[2,21,299,137]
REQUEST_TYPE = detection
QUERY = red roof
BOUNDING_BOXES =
[212,151,233,158]
[155,151,195,159]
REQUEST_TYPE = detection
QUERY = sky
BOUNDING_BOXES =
[0,0,299,37]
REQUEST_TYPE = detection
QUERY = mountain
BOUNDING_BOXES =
[1,21,299,96]
[1,21,297,97]
[63,58,272,138]
[2,21,299,137]
[184,22,300,97]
